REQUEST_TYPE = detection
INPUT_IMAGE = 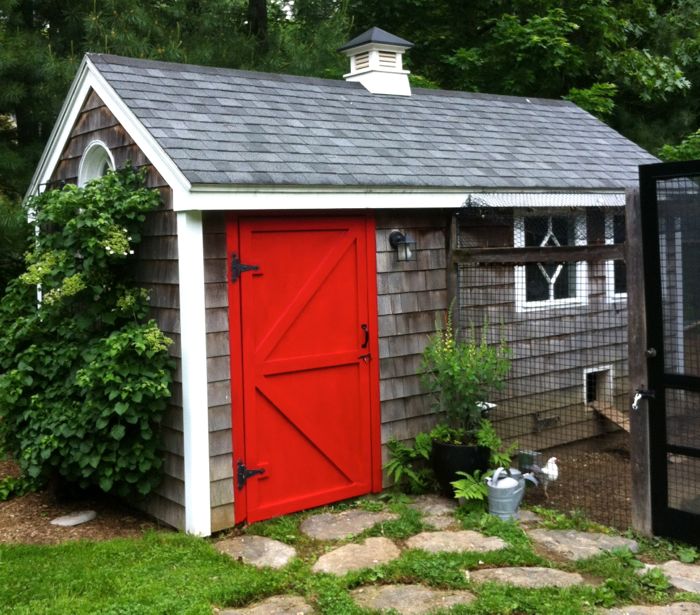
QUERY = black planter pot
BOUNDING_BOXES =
[431,441,490,496]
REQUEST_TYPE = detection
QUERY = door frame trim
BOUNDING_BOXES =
[226,212,382,524]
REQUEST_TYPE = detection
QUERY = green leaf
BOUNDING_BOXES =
[110,424,126,441]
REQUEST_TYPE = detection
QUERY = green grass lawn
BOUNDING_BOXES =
[1,498,699,615]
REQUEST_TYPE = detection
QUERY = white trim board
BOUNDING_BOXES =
[176,189,628,212]
[178,189,468,211]
[176,208,212,536]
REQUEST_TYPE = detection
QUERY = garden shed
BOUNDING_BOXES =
[27,28,657,536]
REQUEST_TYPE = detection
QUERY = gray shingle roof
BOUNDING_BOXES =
[88,53,656,190]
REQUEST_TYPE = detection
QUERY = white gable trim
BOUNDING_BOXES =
[26,57,190,200]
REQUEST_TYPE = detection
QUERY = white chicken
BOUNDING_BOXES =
[532,456,559,499]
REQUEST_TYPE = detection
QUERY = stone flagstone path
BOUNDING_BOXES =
[312,536,400,575]
[409,494,458,530]
[214,495,700,615]
[640,560,700,593]
[603,603,700,614]
[217,594,315,615]
[350,584,475,614]
[214,535,296,569]
[406,529,506,553]
[468,566,585,588]
[299,509,398,540]
[527,528,639,561]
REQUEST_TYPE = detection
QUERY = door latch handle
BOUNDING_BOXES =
[359,353,371,363]
[632,389,655,411]
[361,324,369,348]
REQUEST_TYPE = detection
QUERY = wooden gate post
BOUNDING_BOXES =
[626,187,653,535]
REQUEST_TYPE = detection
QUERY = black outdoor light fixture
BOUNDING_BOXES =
[388,230,417,262]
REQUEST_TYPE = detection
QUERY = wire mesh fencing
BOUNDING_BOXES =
[456,202,631,528]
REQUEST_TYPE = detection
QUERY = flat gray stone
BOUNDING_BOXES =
[469,566,586,588]
[218,595,315,614]
[517,510,541,524]
[215,535,296,569]
[409,494,457,516]
[49,510,97,527]
[300,509,398,540]
[406,530,506,554]
[312,537,400,575]
[528,529,638,561]
[643,561,700,593]
[424,514,456,530]
[350,584,475,614]
[602,603,700,614]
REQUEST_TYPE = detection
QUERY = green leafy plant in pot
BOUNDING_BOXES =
[421,313,511,495]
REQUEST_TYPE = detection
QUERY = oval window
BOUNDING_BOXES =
[78,141,115,187]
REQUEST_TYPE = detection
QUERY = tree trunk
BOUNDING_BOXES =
[248,0,268,45]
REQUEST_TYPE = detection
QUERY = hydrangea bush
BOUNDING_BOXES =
[0,167,173,498]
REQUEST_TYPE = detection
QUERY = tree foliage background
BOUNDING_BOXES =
[1,0,700,237]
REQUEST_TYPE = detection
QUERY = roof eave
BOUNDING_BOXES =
[179,184,631,212]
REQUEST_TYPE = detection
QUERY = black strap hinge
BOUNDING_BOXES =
[231,253,259,282]
[237,460,265,490]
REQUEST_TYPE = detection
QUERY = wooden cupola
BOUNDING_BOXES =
[338,27,413,96]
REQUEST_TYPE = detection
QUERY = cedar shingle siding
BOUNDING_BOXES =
[376,213,450,457]
[202,212,235,532]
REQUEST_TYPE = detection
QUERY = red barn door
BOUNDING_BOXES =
[227,215,381,523]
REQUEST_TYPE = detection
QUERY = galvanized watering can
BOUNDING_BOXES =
[486,467,535,521]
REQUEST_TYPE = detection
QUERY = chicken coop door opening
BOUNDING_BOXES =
[583,366,613,408]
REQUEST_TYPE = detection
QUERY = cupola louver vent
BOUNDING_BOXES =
[354,51,370,71]
[378,51,397,68]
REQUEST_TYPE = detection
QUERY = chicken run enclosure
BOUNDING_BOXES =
[455,199,631,528]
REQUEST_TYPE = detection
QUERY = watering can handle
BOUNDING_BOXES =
[491,467,506,484]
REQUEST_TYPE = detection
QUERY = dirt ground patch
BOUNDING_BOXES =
[523,441,632,530]
[0,459,166,544]
[1,436,634,544]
